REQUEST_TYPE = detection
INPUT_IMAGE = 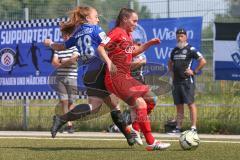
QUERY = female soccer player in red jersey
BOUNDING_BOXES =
[99,8,171,151]
[44,6,138,146]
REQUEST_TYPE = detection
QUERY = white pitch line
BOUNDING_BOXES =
[0,137,240,144]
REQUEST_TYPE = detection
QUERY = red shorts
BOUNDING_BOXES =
[105,74,149,106]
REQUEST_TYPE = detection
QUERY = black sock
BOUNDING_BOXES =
[60,104,91,121]
[110,110,131,139]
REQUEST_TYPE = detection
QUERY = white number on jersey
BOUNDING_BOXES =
[77,35,95,61]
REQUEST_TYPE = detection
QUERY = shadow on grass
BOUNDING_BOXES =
[170,148,197,152]
[0,146,134,151]
[0,146,185,152]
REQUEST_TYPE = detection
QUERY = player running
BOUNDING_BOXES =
[44,6,138,146]
[98,8,171,151]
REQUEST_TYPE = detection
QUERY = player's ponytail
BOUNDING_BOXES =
[115,8,136,27]
[60,22,75,36]
[60,6,94,33]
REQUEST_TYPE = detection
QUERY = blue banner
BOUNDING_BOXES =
[214,23,240,80]
[0,20,62,93]
[0,18,85,97]
[109,16,202,66]
[0,17,202,99]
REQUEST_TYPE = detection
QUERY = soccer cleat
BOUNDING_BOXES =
[51,115,66,138]
[146,140,171,151]
[167,128,181,135]
[129,127,143,145]
[126,136,136,146]
[125,126,136,146]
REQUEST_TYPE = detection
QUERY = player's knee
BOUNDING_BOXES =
[135,97,147,109]
[188,103,196,108]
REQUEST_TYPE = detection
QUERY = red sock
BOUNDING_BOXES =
[132,121,140,131]
[136,108,155,145]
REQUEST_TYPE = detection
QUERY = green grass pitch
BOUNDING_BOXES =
[0,137,239,160]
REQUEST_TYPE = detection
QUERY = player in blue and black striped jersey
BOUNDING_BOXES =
[44,5,138,146]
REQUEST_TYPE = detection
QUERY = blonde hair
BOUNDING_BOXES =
[60,6,95,34]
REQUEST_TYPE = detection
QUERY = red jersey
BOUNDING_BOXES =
[101,27,149,106]
[102,27,134,77]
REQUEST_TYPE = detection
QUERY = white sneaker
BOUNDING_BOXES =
[167,128,181,135]
[129,126,143,145]
[146,140,171,151]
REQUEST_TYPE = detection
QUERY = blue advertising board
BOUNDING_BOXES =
[109,17,202,66]
[0,17,202,99]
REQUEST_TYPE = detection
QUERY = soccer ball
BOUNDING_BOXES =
[179,130,200,150]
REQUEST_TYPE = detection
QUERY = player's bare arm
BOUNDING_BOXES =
[132,38,160,57]
[59,54,79,68]
[51,55,61,68]
[43,39,66,51]
[97,45,117,75]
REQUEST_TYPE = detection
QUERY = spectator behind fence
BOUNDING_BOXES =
[51,26,80,133]
[168,28,206,134]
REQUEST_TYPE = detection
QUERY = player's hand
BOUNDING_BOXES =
[108,62,117,76]
[43,39,53,47]
[184,68,194,76]
[149,38,160,45]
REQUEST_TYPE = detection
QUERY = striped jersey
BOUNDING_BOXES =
[54,46,79,79]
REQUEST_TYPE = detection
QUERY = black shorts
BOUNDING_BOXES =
[83,63,110,98]
[172,81,195,105]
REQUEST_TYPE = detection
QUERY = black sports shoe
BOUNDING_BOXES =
[51,115,66,138]
[126,136,136,146]
[125,126,136,146]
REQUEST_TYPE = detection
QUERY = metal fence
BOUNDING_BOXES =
[0,0,240,131]
[0,0,238,99]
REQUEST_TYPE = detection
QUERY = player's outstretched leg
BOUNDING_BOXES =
[51,104,92,138]
[51,115,66,138]
[134,98,171,151]
[110,110,136,146]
